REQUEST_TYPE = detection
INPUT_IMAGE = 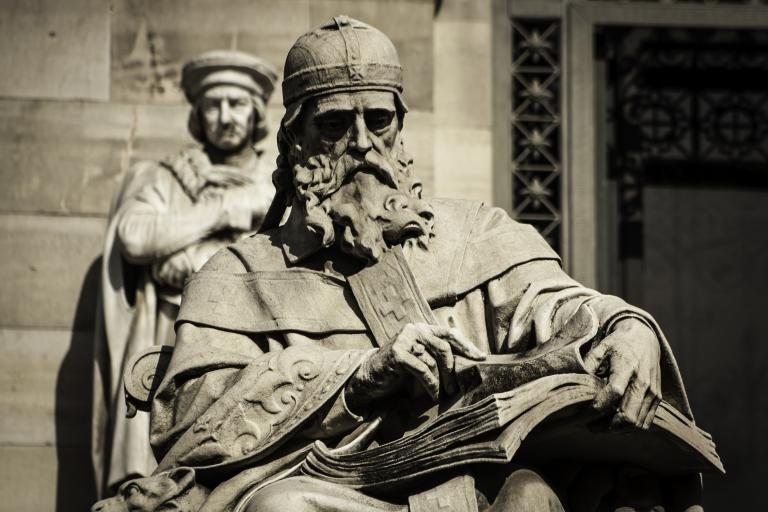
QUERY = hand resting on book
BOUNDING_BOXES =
[583,317,662,430]
[345,322,487,413]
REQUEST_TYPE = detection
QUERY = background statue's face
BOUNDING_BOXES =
[198,85,254,151]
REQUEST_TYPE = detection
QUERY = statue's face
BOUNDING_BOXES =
[198,85,254,151]
[298,90,400,161]
[291,90,434,263]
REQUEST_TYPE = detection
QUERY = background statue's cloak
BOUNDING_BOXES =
[92,161,162,496]
[93,147,271,495]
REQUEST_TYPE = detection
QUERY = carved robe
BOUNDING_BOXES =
[93,147,274,494]
[151,199,692,511]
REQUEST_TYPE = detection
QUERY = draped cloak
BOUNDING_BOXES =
[93,147,274,495]
[150,198,692,511]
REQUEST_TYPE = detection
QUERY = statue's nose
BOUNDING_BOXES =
[219,100,232,124]
[349,115,372,153]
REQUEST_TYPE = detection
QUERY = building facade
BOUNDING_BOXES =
[0,0,764,509]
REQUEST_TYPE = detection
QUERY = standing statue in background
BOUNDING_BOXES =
[93,17,721,512]
[92,50,278,496]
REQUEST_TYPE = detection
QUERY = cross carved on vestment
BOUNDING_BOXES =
[375,282,414,322]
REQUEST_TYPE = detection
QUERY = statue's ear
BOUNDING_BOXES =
[165,467,196,493]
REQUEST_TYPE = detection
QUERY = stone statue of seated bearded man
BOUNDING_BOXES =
[93,16,707,512]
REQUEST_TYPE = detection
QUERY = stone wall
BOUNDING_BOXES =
[0,0,494,509]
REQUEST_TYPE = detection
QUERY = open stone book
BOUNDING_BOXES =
[124,247,724,496]
[300,320,724,491]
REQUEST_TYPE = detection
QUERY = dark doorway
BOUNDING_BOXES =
[598,26,768,508]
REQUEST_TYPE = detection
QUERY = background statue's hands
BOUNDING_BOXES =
[583,318,662,429]
[151,251,193,290]
[218,183,271,230]
[345,323,486,413]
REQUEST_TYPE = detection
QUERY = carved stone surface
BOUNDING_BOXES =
[0,214,104,330]
[110,0,303,104]
[0,100,189,216]
[91,468,209,512]
[96,16,719,512]
[0,0,110,101]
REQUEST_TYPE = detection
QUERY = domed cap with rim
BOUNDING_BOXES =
[281,16,408,111]
[181,50,278,104]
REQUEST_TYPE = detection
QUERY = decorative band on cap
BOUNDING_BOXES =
[282,63,403,106]
[181,50,278,104]
[334,16,364,82]
[187,69,264,100]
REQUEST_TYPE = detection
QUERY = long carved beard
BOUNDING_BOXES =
[291,137,434,264]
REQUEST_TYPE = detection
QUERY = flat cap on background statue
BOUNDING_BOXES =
[181,50,278,104]
[282,15,408,111]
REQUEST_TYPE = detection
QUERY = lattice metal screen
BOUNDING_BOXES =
[509,19,562,253]
[602,26,768,257]
[508,6,768,255]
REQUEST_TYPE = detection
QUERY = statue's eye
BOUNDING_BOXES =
[231,97,251,109]
[411,182,423,199]
[314,112,352,139]
[199,100,219,116]
[365,109,394,132]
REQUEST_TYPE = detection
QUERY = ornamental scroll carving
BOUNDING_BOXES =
[166,347,365,469]
[124,345,175,417]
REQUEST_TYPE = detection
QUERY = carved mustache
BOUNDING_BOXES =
[341,148,398,189]
[295,147,399,201]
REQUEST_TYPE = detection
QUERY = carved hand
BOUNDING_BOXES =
[151,251,193,290]
[219,184,271,230]
[583,318,662,429]
[345,323,486,413]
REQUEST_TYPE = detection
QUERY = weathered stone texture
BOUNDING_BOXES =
[0,329,92,446]
[0,0,109,101]
[262,105,435,196]
[0,445,95,512]
[434,20,491,130]
[434,128,492,203]
[0,214,104,330]
[0,100,192,216]
[110,0,309,104]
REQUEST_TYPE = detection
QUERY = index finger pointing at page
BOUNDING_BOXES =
[427,325,486,360]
